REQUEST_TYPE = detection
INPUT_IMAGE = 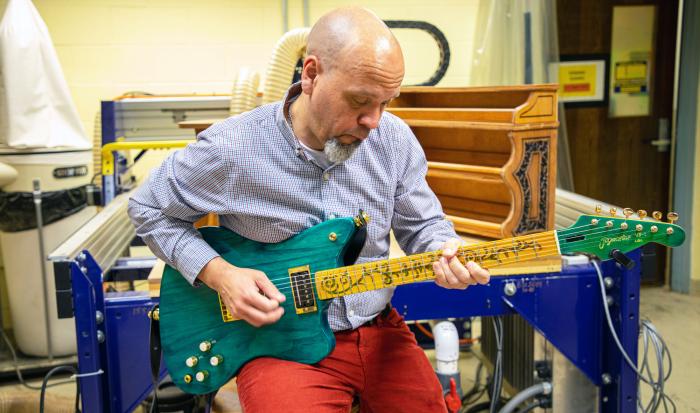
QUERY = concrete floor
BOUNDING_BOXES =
[0,285,697,412]
[637,285,700,413]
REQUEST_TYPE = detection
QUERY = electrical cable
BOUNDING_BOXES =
[38,365,80,413]
[592,259,676,413]
[460,359,495,412]
[497,382,551,413]
[488,317,503,413]
[513,399,544,413]
[463,398,508,413]
[0,328,74,390]
[461,361,485,404]
[383,20,451,86]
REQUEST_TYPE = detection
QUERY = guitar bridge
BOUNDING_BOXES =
[288,265,318,315]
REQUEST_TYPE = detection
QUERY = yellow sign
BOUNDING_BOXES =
[558,64,598,98]
[614,61,648,94]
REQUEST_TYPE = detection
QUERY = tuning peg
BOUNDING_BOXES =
[652,211,663,220]
[667,212,678,224]
[609,207,617,217]
[623,208,634,219]
[595,205,602,214]
[637,210,647,220]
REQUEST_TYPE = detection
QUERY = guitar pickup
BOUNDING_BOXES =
[288,265,318,315]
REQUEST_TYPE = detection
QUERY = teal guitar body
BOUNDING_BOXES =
[159,217,360,395]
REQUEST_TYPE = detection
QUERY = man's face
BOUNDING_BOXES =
[305,62,403,156]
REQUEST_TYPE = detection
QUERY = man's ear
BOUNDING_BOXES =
[300,55,320,94]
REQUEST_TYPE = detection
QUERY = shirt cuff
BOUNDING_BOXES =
[173,240,221,285]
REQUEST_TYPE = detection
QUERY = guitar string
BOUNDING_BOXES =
[254,230,565,292]
[252,224,675,295]
[252,226,676,296]
[262,221,663,288]
[265,217,668,289]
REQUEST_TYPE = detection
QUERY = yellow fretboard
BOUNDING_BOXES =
[314,231,560,300]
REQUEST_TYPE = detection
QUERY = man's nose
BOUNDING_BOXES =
[358,107,382,130]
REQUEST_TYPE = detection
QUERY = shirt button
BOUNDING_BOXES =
[322,172,330,181]
[348,310,355,317]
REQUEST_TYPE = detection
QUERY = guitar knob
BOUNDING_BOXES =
[186,356,198,368]
[622,208,634,219]
[609,207,617,216]
[195,370,209,382]
[652,211,663,220]
[210,355,224,366]
[199,341,212,352]
[637,210,647,220]
[183,374,192,384]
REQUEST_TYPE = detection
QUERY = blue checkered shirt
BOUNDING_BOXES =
[128,83,457,331]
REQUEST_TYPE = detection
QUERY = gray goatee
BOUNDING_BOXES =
[324,137,362,164]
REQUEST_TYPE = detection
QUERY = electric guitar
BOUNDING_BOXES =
[158,210,685,394]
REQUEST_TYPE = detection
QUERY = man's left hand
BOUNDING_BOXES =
[433,238,490,290]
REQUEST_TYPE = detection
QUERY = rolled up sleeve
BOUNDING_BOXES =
[127,131,230,284]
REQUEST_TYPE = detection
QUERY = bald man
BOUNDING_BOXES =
[129,6,489,413]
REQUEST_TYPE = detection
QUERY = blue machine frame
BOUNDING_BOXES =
[64,247,641,412]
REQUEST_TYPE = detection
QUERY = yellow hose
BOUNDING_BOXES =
[229,67,260,116]
[0,161,18,188]
[262,28,310,105]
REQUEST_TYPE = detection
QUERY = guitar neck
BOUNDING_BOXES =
[315,231,560,300]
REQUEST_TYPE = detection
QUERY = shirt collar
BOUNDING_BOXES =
[275,82,304,157]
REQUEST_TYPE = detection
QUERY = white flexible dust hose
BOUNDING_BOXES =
[0,161,18,188]
[230,67,260,116]
[262,28,310,104]
[498,382,552,413]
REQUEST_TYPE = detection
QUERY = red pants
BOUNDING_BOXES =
[237,308,447,413]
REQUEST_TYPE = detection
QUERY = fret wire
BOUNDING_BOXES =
[349,265,360,293]
[356,265,366,293]
[344,268,354,295]
[392,258,401,286]
[402,256,410,285]
[364,265,375,291]
[401,256,411,285]
[347,266,357,294]
[358,263,367,293]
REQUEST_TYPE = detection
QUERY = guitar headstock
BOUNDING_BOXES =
[558,206,685,260]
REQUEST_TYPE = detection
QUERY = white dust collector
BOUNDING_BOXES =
[0,0,94,356]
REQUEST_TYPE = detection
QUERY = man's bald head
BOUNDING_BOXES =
[290,7,405,158]
[306,7,404,79]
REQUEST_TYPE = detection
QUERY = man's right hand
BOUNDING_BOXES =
[197,257,286,327]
